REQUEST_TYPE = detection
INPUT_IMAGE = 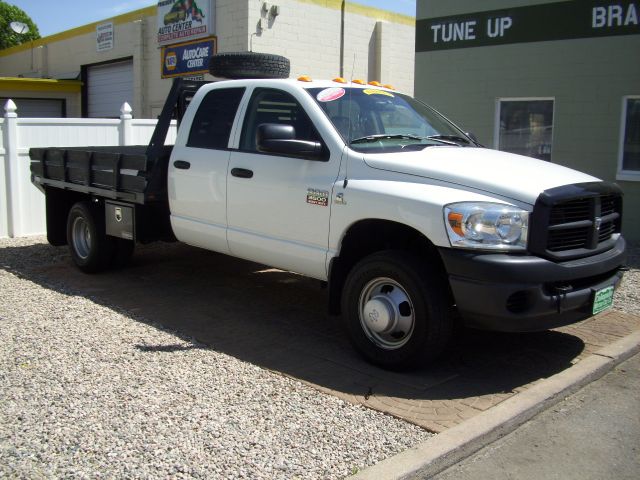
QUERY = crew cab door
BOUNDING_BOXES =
[227,87,341,280]
[168,87,245,253]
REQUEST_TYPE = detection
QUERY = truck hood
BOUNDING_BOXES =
[364,147,600,205]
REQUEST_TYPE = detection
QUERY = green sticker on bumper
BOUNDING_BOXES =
[593,286,614,315]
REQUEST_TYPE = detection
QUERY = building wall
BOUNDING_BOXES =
[216,0,250,53]
[0,1,415,120]
[0,89,81,117]
[241,0,414,93]
[415,0,640,240]
[0,8,158,117]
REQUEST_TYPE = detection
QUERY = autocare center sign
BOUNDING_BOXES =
[162,37,216,78]
[158,0,216,78]
[416,0,640,52]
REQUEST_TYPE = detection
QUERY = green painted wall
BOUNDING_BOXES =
[415,0,640,241]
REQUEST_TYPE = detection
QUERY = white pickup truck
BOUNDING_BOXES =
[30,54,627,369]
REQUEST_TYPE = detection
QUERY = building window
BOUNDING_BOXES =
[618,96,640,181]
[496,99,554,161]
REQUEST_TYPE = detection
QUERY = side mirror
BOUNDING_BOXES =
[256,123,325,160]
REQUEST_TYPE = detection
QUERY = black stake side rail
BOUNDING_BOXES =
[29,78,210,205]
[30,147,149,204]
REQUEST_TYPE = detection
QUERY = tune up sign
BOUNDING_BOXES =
[416,0,639,52]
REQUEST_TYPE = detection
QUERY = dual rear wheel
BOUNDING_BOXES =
[66,201,134,273]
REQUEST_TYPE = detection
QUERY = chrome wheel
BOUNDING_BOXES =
[71,216,92,260]
[358,277,415,350]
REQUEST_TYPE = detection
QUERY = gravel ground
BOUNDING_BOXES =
[0,236,432,479]
[1,237,638,479]
[615,240,640,316]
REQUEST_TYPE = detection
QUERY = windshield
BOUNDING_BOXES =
[307,87,473,153]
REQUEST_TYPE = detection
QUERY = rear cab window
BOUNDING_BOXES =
[187,87,246,150]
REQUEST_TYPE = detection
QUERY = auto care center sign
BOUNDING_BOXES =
[157,0,215,45]
[162,37,216,78]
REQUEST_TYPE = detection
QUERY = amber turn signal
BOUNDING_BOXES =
[447,212,464,237]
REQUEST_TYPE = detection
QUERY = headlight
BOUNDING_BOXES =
[444,202,529,251]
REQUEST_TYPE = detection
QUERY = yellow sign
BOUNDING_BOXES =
[363,89,394,97]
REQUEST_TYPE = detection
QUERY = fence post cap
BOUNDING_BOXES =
[120,102,133,118]
[4,99,17,118]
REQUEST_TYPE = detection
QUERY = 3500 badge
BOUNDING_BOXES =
[306,188,329,207]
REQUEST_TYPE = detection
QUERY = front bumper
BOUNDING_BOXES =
[439,236,627,332]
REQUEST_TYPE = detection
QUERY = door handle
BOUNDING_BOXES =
[173,160,191,170]
[231,168,254,179]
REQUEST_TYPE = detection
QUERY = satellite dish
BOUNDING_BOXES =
[10,21,30,35]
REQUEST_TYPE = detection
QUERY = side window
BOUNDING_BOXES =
[240,88,320,152]
[187,87,245,149]
[617,96,640,181]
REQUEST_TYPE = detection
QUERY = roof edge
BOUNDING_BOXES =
[0,5,157,58]
[0,77,83,93]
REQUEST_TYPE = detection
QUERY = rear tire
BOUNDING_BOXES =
[341,250,452,370]
[209,52,290,79]
[66,201,113,273]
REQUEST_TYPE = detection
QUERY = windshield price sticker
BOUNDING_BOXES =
[363,89,394,97]
[592,286,614,315]
[317,88,346,102]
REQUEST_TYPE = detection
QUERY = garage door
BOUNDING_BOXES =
[87,60,133,118]
[0,98,64,117]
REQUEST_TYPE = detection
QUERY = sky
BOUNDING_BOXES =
[11,0,417,38]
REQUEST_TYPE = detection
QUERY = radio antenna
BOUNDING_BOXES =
[343,53,356,189]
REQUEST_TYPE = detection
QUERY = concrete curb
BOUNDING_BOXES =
[350,329,640,480]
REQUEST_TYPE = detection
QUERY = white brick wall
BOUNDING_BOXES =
[243,0,414,93]
[216,0,250,52]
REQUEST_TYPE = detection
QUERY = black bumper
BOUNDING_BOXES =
[439,236,627,332]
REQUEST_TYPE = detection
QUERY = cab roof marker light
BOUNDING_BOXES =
[368,81,382,86]
[297,75,313,82]
[333,77,347,83]
[383,84,395,90]
[352,79,366,85]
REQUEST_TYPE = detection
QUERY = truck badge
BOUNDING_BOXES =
[594,217,602,231]
[306,188,329,207]
[115,207,123,223]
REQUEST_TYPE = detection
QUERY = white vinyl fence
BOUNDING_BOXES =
[0,100,177,238]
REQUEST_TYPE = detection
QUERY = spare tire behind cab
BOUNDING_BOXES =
[209,52,290,79]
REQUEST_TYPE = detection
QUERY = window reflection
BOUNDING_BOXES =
[498,100,554,161]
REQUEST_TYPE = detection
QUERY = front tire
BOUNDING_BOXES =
[341,251,452,370]
[66,201,113,273]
